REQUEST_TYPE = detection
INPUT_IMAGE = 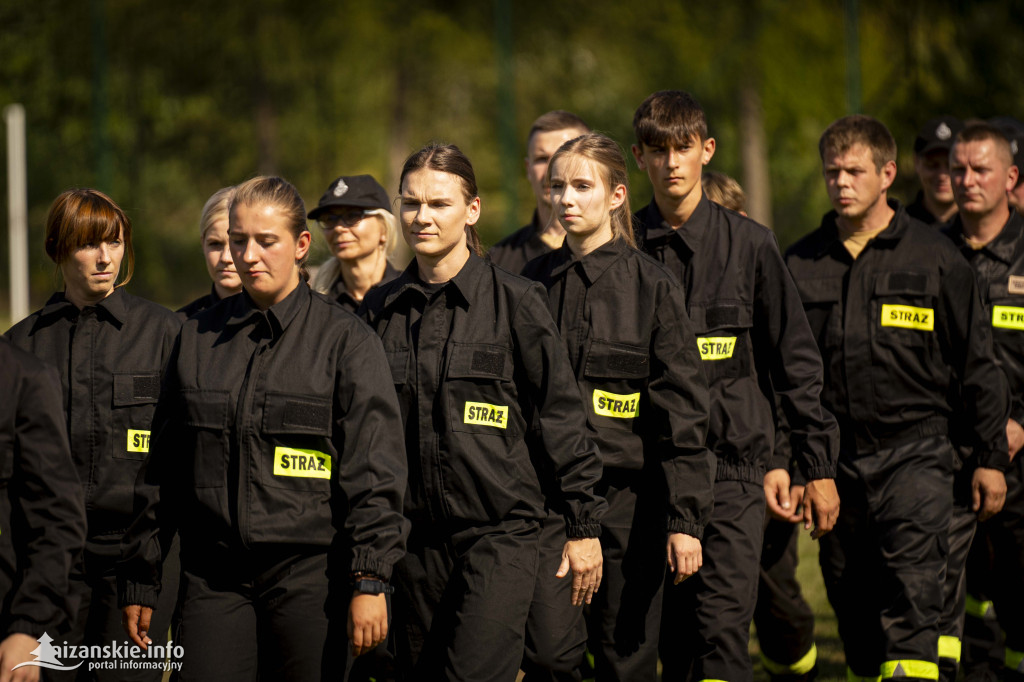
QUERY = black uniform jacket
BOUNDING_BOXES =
[945,211,1024,428]
[635,196,839,484]
[361,252,606,538]
[785,200,1010,469]
[5,288,180,540]
[0,339,87,637]
[329,261,401,314]
[177,286,233,320]
[119,283,409,608]
[521,239,714,539]
[487,211,556,274]
[906,190,950,228]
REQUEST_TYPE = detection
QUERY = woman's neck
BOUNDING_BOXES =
[340,249,388,302]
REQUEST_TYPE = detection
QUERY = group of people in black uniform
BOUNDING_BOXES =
[1,89,1022,682]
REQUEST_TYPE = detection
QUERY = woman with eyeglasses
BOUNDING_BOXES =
[307,175,401,313]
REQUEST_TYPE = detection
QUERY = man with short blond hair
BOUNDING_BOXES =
[944,122,1024,682]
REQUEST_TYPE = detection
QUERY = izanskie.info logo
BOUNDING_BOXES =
[12,632,184,673]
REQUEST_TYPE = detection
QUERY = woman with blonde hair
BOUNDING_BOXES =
[119,176,409,680]
[308,175,401,313]
[521,133,713,680]
[178,185,242,318]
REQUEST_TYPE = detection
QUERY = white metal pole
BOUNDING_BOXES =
[5,103,29,325]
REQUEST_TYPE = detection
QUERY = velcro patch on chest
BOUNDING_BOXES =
[463,402,508,429]
[880,304,934,331]
[273,446,332,479]
[697,337,737,361]
[127,430,151,453]
[993,305,1024,330]
[1009,276,1024,295]
[132,375,160,400]
[592,390,640,418]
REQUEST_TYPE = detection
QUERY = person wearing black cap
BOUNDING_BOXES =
[942,122,1024,682]
[308,175,402,313]
[487,110,590,274]
[908,116,963,227]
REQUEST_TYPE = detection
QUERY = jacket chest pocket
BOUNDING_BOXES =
[183,389,231,488]
[988,284,1024,352]
[692,302,753,383]
[796,277,843,351]
[445,343,520,437]
[111,372,160,461]
[582,340,649,432]
[870,272,938,350]
[260,392,334,492]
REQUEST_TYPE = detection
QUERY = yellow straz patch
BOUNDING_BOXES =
[593,390,640,418]
[993,305,1024,330]
[127,430,151,453]
[880,304,934,331]
[697,337,736,361]
[273,447,332,479]
[463,402,508,429]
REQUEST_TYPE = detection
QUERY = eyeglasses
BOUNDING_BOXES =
[318,209,368,229]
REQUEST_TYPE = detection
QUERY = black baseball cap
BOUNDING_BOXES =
[307,175,391,220]
[914,116,962,155]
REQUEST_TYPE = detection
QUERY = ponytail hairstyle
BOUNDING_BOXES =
[45,188,135,287]
[546,133,636,248]
[399,143,483,257]
[230,176,311,281]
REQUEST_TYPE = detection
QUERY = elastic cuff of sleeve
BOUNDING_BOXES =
[117,580,160,610]
[1012,410,1024,429]
[978,448,1011,472]
[4,620,47,639]
[564,521,602,539]
[801,465,836,482]
[666,518,703,540]
[350,557,394,583]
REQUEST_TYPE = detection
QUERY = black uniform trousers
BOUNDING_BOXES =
[936,453,978,682]
[173,544,348,682]
[754,517,817,678]
[819,435,952,681]
[46,536,180,682]
[660,480,766,682]
[521,509,587,682]
[391,518,540,681]
[962,455,1024,678]
[584,469,667,682]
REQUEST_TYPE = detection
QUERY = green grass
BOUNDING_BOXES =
[749,532,846,681]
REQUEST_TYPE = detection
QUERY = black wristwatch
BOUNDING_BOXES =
[352,578,394,595]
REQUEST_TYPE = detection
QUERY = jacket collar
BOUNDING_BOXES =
[549,238,629,285]
[948,210,1024,265]
[383,247,481,311]
[813,198,908,259]
[40,286,129,325]
[225,280,309,338]
[638,195,708,254]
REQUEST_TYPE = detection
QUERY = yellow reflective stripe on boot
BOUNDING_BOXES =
[879,660,939,680]
[847,667,881,682]
[965,594,995,619]
[762,644,818,675]
[1007,646,1024,672]
[938,635,961,662]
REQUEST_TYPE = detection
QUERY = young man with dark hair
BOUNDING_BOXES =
[487,110,590,273]
[943,122,1024,682]
[631,90,840,682]
[908,116,963,227]
[786,114,1011,682]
